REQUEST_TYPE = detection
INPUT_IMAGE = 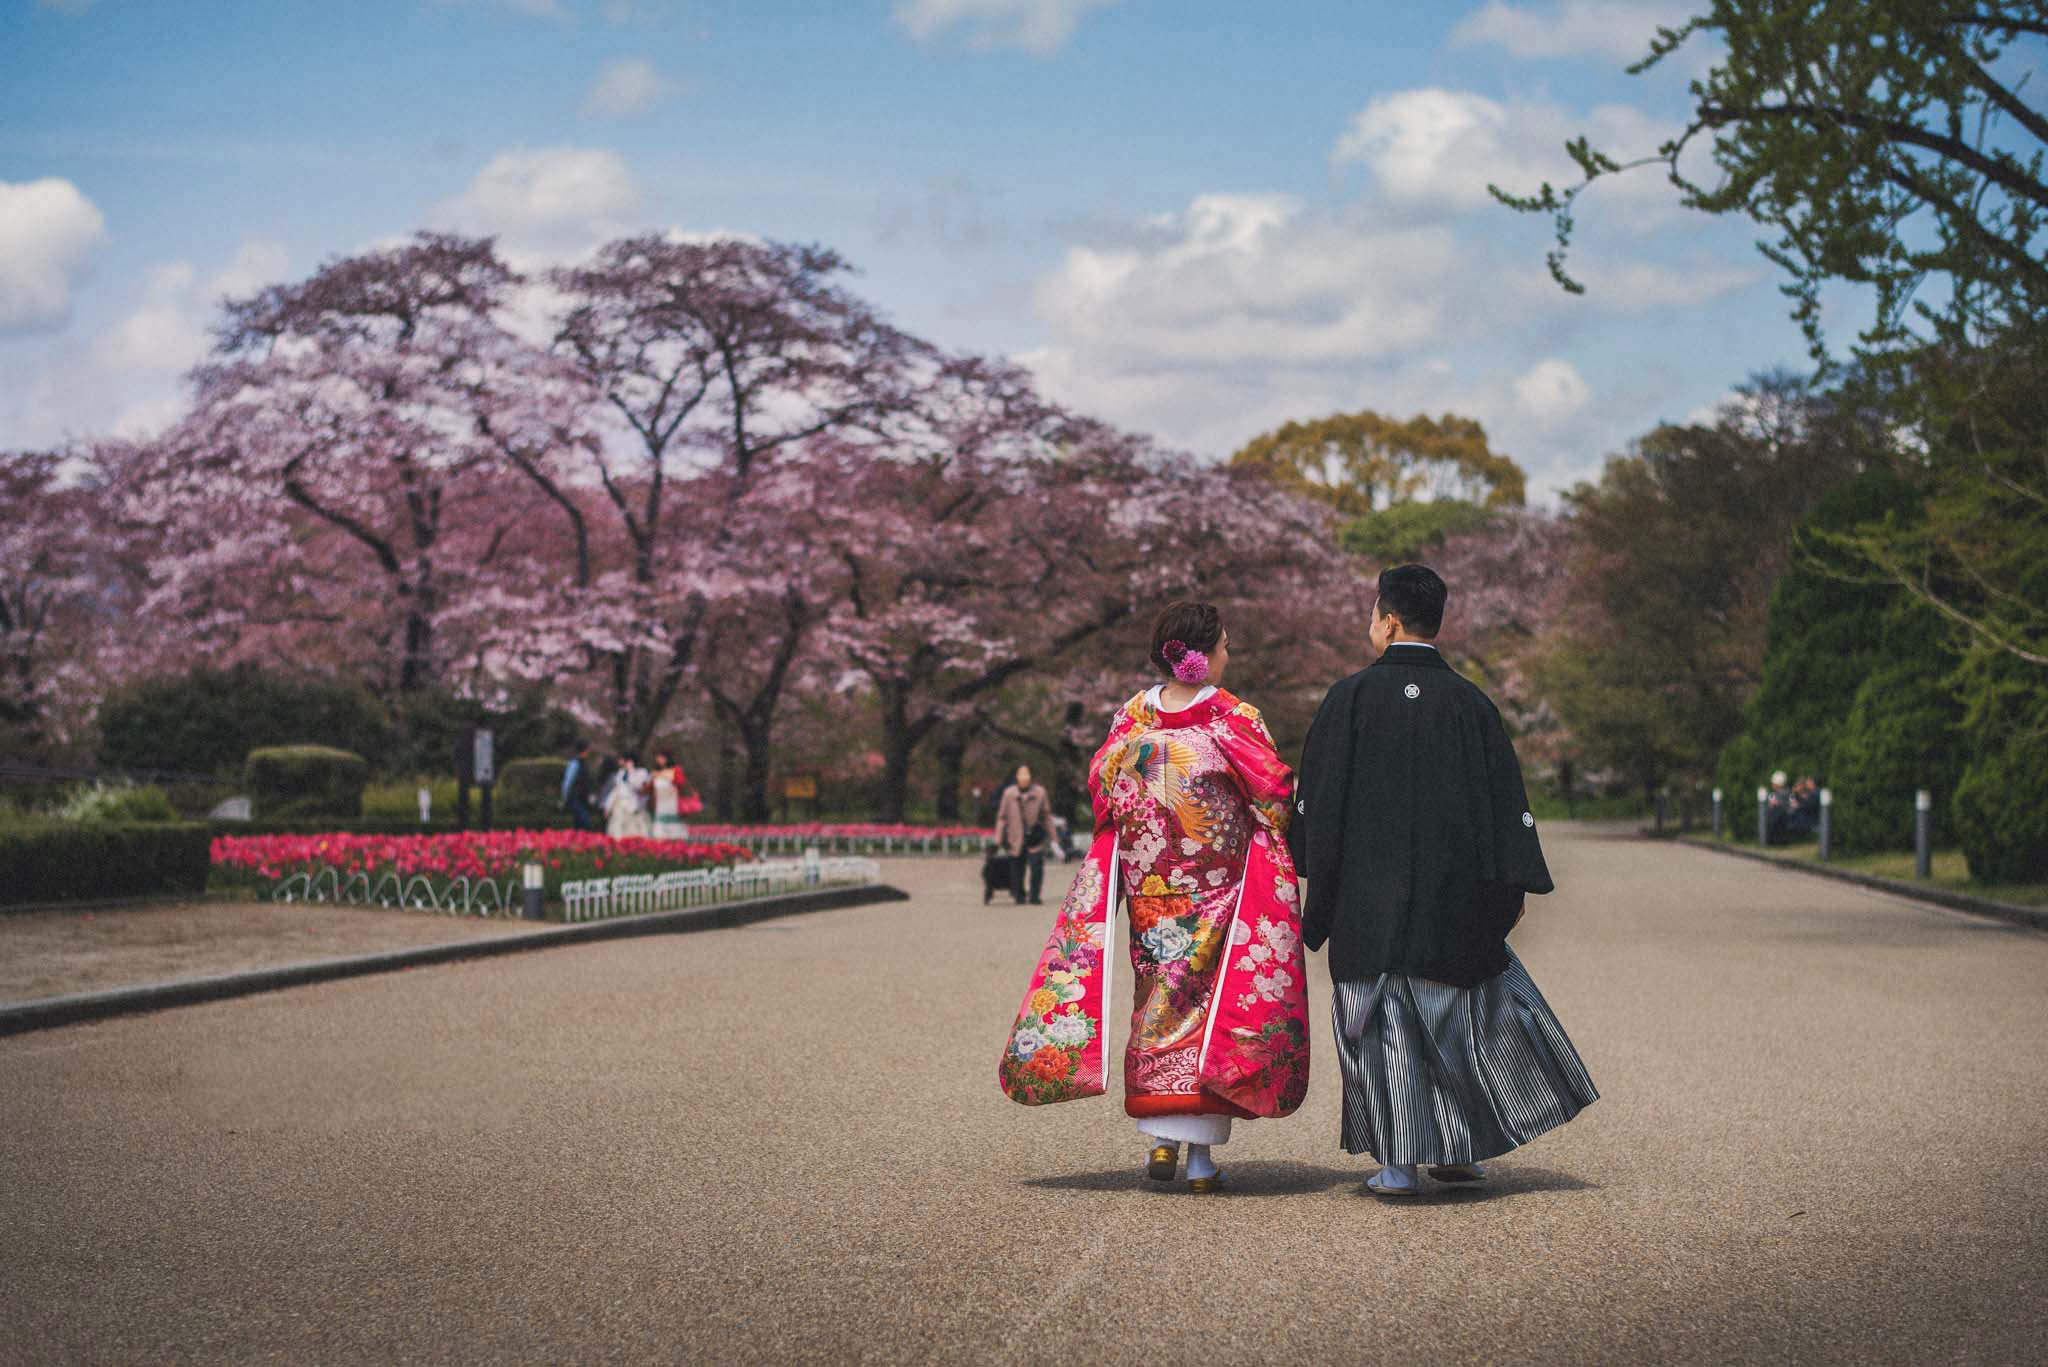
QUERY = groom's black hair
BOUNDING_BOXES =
[1375,564,1447,638]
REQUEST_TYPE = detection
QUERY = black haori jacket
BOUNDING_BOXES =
[1286,642,1553,988]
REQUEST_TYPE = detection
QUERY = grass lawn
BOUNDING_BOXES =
[1682,833,2048,908]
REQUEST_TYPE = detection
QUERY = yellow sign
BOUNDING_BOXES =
[783,776,819,800]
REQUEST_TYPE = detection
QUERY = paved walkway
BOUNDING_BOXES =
[3,827,2044,1363]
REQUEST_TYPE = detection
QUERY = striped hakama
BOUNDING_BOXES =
[1332,949,1597,1166]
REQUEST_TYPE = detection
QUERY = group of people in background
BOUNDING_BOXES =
[560,741,700,839]
[1765,769,1822,842]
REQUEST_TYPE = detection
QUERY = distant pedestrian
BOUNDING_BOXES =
[648,749,701,841]
[995,763,1052,904]
[561,740,596,831]
[604,753,652,839]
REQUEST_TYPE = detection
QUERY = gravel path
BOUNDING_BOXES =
[0,899,533,1003]
[2,829,2044,1363]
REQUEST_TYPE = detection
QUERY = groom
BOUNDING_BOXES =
[1288,564,1596,1197]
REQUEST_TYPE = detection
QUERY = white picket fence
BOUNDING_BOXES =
[272,867,521,916]
[558,855,881,924]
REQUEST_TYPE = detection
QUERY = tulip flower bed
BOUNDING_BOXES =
[689,823,994,854]
[210,830,754,902]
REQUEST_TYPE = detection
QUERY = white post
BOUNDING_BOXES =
[1915,789,1933,879]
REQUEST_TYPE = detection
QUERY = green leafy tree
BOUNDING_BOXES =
[1811,327,2048,672]
[1715,469,1931,794]
[1230,410,1525,515]
[1536,375,1866,794]
[1497,2,2048,681]
[1339,499,1494,564]
[1494,0,2048,358]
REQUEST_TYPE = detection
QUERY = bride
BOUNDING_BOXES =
[1000,601,1311,1191]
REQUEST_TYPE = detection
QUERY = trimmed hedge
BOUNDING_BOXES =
[209,818,457,838]
[0,822,212,906]
[1954,732,2048,885]
[497,756,571,826]
[245,745,368,821]
[206,815,572,837]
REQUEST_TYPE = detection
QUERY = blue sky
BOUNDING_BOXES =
[2,0,1823,498]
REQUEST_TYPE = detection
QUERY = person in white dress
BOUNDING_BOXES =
[603,755,653,839]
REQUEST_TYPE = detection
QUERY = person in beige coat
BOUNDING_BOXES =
[995,763,1052,904]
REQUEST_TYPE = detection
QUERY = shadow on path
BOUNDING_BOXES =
[1022,1160,1599,1202]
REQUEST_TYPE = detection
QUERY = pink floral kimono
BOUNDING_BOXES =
[999,687,1311,1123]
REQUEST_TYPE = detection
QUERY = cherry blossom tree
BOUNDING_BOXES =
[547,234,937,751]
[0,449,137,757]
[126,233,596,702]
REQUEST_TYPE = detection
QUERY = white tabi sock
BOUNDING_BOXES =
[1186,1144,1219,1180]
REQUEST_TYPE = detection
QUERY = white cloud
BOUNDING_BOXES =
[583,57,680,118]
[1513,358,1591,422]
[1013,178,1762,496]
[1031,193,1453,374]
[0,178,108,333]
[431,147,644,258]
[1449,0,1691,63]
[0,239,287,448]
[892,0,1118,55]
[1333,88,1674,220]
[92,240,289,376]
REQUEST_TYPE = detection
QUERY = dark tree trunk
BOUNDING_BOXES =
[1054,700,1090,829]
[741,724,773,824]
[876,681,911,824]
[716,735,741,822]
[934,727,969,822]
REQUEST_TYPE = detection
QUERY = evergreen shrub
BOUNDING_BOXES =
[0,822,211,905]
[496,757,573,827]
[98,665,391,776]
[1828,661,1966,852]
[244,746,369,821]
[1953,733,2048,884]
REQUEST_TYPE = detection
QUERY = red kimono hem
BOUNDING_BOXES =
[1124,1094,1257,1120]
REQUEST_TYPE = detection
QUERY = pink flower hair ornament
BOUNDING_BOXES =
[1162,638,1211,685]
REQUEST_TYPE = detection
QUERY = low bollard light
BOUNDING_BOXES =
[1712,787,1724,840]
[1818,788,1832,861]
[804,844,822,886]
[1756,786,1770,847]
[522,862,546,920]
[417,786,432,825]
[1915,789,1933,880]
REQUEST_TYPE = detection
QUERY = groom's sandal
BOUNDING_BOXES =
[1366,1166,1422,1197]
[1146,1145,1179,1181]
[1427,1164,1487,1183]
[1187,1174,1225,1194]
